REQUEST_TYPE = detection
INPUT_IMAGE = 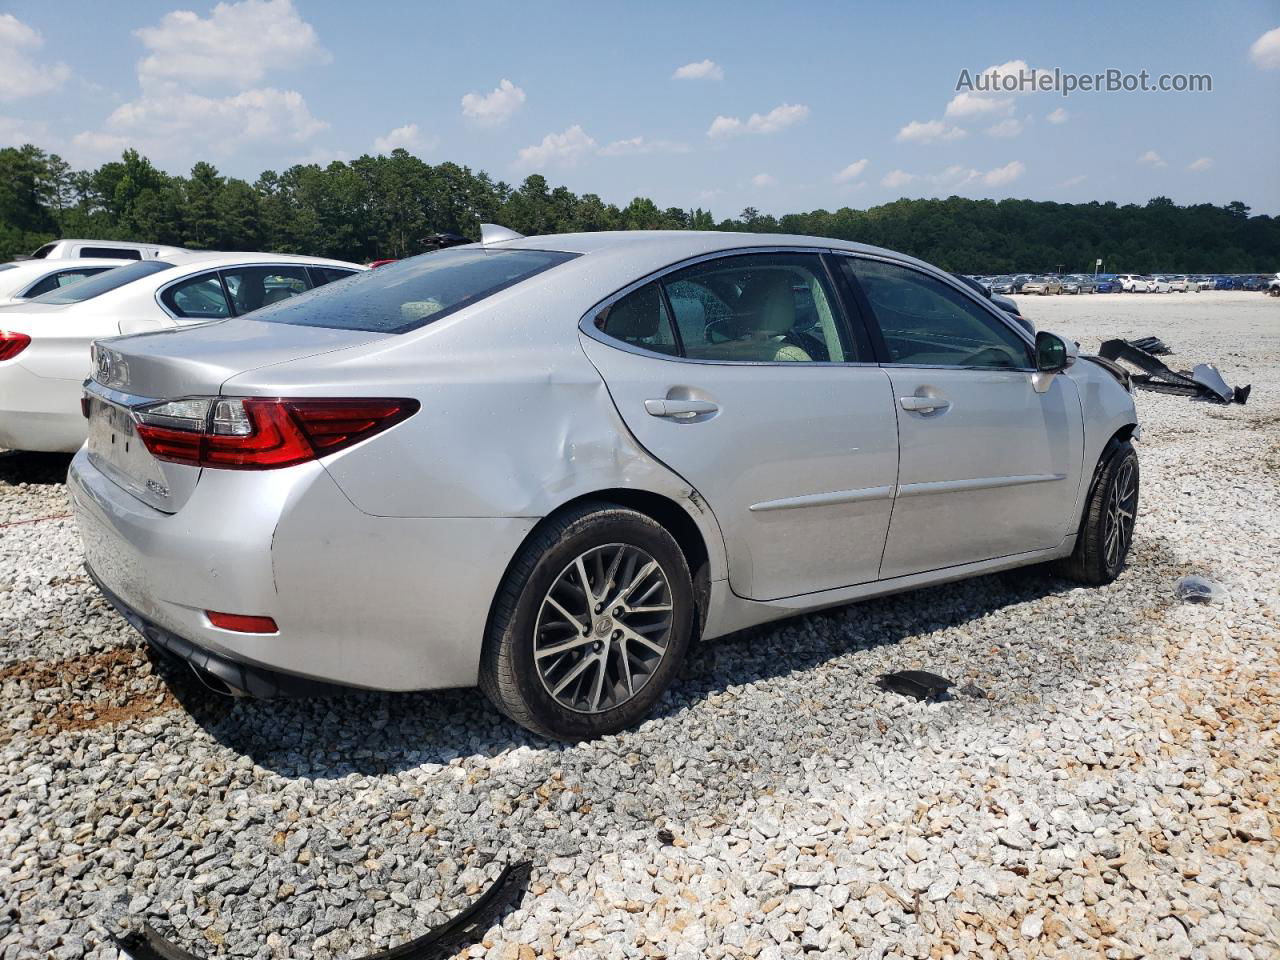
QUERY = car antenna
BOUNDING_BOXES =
[480,223,525,245]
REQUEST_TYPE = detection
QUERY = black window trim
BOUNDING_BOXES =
[833,252,1037,372]
[580,246,879,368]
[17,267,111,299]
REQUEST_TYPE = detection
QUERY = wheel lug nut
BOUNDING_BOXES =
[613,608,622,617]
[613,630,621,639]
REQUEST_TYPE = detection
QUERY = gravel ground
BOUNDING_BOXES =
[2,291,1277,959]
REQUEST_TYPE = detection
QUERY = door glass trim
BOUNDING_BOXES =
[579,246,880,367]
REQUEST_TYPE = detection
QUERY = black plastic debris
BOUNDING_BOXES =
[656,827,675,845]
[957,683,988,700]
[1128,336,1171,356]
[1098,339,1250,405]
[1175,575,1227,605]
[113,861,532,960]
[876,670,954,702]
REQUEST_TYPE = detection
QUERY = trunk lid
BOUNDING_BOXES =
[87,318,389,512]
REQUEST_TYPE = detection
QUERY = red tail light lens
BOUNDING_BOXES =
[135,397,418,470]
[0,332,31,362]
[206,611,279,634]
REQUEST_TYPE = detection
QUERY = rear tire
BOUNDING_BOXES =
[479,503,694,741]
[1054,440,1139,585]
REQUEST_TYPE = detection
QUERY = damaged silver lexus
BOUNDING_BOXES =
[69,228,1140,740]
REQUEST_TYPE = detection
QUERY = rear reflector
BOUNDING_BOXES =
[0,331,31,362]
[134,396,419,470]
[206,611,279,634]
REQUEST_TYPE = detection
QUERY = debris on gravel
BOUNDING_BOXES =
[1,293,1277,959]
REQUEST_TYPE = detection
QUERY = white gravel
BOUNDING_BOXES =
[2,291,1277,959]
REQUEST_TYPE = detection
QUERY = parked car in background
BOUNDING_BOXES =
[1148,276,1173,293]
[1267,273,1279,296]
[1210,275,1233,290]
[1189,275,1215,290]
[68,228,1138,740]
[1062,275,1097,294]
[0,252,364,453]
[1117,273,1149,292]
[1167,276,1199,292]
[1093,274,1121,293]
[1021,276,1063,295]
[1240,275,1268,291]
[28,239,187,261]
[0,259,122,305]
[989,275,1016,294]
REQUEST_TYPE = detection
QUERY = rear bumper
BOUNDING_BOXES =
[86,564,345,698]
[0,363,86,452]
[69,448,540,692]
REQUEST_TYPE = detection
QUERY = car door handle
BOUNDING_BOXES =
[644,398,719,418]
[899,396,951,413]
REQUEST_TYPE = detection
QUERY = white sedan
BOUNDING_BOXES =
[0,251,364,453]
[0,258,125,306]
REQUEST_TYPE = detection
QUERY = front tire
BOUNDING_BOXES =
[1054,440,1139,585]
[479,503,694,741]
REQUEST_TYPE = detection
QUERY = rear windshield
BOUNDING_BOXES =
[253,247,579,333]
[30,259,174,304]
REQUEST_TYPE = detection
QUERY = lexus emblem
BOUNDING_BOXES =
[95,349,112,384]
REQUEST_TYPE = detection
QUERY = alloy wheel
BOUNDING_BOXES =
[533,544,674,714]
[1103,458,1137,571]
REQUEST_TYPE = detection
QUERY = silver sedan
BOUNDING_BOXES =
[69,229,1140,740]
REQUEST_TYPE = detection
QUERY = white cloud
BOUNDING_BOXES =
[1249,26,1280,69]
[834,159,869,182]
[517,125,596,168]
[0,114,53,146]
[1061,174,1088,187]
[77,87,327,162]
[986,117,1024,138]
[598,136,689,156]
[134,0,328,90]
[673,59,722,81]
[1137,150,1166,167]
[895,119,967,144]
[981,159,1025,186]
[1046,107,1069,124]
[707,103,809,137]
[751,173,775,187]
[1187,156,1213,172]
[374,123,433,154]
[881,169,916,189]
[460,78,526,127]
[945,91,1013,118]
[946,59,1050,119]
[0,14,70,101]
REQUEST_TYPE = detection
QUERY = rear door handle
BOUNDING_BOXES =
[644,398,719,418]
[899,396,951,413]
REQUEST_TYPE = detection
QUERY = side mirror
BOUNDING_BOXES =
[1035,330,1077,373]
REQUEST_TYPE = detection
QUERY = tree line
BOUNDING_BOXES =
[1,143,1276,273]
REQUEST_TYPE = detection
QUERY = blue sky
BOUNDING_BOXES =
[3,0,1278,216]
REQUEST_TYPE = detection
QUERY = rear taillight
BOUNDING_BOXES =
[134,397,419,470]
[206,611,279,634]
[0,332,31,362]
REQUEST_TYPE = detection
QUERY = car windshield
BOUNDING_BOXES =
[254,246,579,333]
[29,259,174,304]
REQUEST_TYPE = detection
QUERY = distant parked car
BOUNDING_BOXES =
[1093,275,1121,293]
[1116,274,1149,293]
[0,258,122,305]
[1148,276,1173,293]
[1189,275,1215,290]
[989,275,1016,294]
[1021,276,1063,295]
[28,239,187,261]
[1062,275,1097,294]
[1167,276,1199,293]
[1240,275,1268,292]
[1267,273,1280,296]
[0,252,365,453]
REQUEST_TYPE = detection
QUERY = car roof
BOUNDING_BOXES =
[163,251,365,270]
[1,258,129,274]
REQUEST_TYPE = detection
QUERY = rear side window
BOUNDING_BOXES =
[23,267,113,298]
[310,266,358,287]
[79,247,142,260]
[31,244,54,259]
[254,247,578,333]
[30,260,173,304]
[595,284,679,355]
[162,273,232,319]
[221,265,311,313]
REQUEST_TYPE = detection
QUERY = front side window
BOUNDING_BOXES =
[255,247,578,333]
[844,258,1032,369]
[221,266,311,314]
[30,259,173,304]
[162,273,232,320]
[22,267,113,299]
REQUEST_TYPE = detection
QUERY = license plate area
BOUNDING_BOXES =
[86,395,173,507]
